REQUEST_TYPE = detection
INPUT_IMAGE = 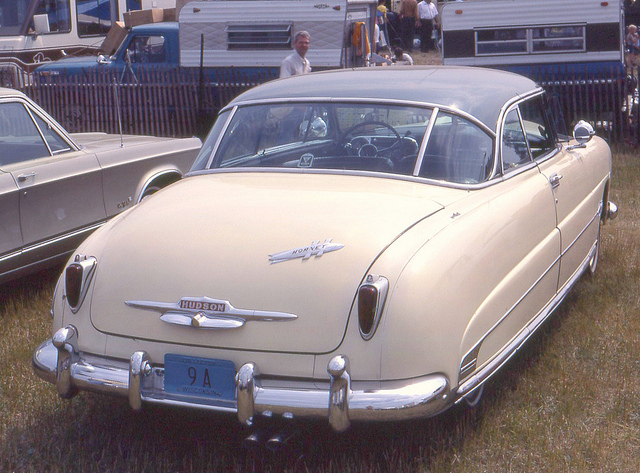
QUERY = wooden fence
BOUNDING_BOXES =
[532,64,638,145]
[22,66,279,139]
[4,65,639,144]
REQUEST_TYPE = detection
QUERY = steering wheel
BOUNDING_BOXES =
[338,121,402,156]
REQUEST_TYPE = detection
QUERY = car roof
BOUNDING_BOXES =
[0,87,25,99]
[227,66,541,132]
[130,21,178,34]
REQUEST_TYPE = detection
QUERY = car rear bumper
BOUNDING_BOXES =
[33,325,451,431]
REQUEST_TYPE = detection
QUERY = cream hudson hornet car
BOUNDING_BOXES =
[33,67,617,433]
[0,87,201,283]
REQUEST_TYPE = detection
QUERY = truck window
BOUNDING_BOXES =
[127,35,167,63]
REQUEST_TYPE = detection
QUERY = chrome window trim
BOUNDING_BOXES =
[0,220,107,267]
[412,107,439,176]
[0,95,80,153]
[204,105,237,170]
[495,88,547,176]
[188,166,503,191]
[201,90,554,190]
[218,97,498,138]
[23,102,54,157]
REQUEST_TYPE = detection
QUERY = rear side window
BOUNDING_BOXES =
[420,112,494,184]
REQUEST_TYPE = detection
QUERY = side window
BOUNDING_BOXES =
[501,108,530,172]
[127,36,167,64]
[77,0,113,36]
[32,113,72,154]
[0,102,50,165]
[420,112,494,184]
[519,96,557,159]
[31,0,71,34]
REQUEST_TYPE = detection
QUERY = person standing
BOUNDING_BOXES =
[418,0,438,52]
[399,0,420,52]
[280,31,312,78]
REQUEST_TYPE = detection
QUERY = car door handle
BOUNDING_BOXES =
[17,172,38,182]
[549,173,563,188]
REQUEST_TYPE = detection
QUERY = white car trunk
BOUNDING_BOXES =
[88,172,459,354]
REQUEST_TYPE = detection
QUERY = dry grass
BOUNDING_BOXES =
[1,147,639,472]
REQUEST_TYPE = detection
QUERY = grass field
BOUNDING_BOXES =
[1,145,639,472]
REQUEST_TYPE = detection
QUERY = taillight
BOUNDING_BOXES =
[357,275,388,340]
[65,255,97,313]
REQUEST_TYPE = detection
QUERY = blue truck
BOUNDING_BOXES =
[34,22,182,80]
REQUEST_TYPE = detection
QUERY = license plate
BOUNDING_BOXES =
[164,354,236,401]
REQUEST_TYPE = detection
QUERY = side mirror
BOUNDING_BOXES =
[32,14,50,35]
[568,120,594,150]
[573,120,595,145]
[97,54,110,64]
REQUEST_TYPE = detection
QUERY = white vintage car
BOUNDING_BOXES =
[0,87,201,283]
[33,67,616,435]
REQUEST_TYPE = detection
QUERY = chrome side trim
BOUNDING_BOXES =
[0,221,107,266]
[33,331,451,431]
[459,248,561,379]
[459,202,602,381]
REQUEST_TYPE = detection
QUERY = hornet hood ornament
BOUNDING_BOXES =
[269,239,344,264]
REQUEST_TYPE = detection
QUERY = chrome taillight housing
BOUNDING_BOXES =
[65,255,97,313]
[357,275,389,340]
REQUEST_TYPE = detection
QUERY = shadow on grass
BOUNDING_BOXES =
[0,266,61,316]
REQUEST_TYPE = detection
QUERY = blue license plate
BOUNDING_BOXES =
[164,354,236,401]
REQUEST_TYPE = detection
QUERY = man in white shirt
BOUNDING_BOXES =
[417,0,439,52]
[280,31,312,78]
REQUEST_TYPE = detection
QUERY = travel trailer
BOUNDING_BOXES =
[440,0,625,77]
[178,0,378,70]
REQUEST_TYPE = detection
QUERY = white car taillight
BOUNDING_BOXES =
[65,255,97,313]
[357,275,388,340]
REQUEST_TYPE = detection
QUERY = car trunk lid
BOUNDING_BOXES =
[89,171,462,354]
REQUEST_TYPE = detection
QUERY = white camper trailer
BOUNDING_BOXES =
[0,0,175,75]
[440,0,625,77]
[178,0,378,70]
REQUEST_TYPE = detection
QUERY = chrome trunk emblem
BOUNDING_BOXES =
[269,239,344,264]
[125,296,297,330]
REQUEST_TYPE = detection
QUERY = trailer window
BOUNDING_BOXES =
[476,28,527,55]
[532,26,585,53]
[226,23,292,50]
[476,25,585,56]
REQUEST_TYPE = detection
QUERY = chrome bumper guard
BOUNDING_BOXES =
[33,326,451,431]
